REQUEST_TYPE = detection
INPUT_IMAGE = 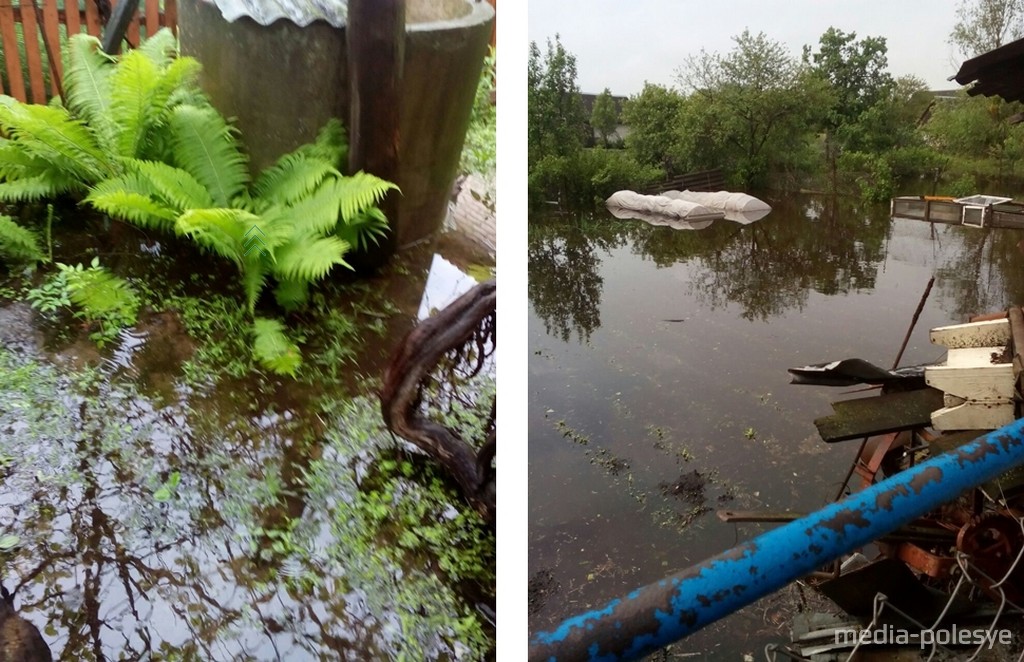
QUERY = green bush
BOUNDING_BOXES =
[529,148,664,210]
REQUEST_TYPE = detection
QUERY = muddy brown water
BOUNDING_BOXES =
[528,193,1024,658]
[0,213,494,661]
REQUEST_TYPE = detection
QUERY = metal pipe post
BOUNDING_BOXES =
[529,418,1024,661]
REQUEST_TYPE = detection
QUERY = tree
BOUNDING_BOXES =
[807,28,896,187]
[528,35,588,167]
[675,30,824,188]
[621,83,684,171]
[950,0,1024,58]
[591,88,619,146]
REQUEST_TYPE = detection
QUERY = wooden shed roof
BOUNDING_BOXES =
[953,38,1024,103]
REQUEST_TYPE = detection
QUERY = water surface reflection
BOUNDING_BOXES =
[528,193,1024,656]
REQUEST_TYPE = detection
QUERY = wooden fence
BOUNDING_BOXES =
[643,168,726,194]
[0,0,176,104]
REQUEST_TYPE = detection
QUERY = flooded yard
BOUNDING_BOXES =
[527,193,1024,657]
[0,212,495,661]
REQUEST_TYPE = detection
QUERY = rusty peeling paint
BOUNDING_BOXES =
[819,508,871,534]
[908,466,942,493]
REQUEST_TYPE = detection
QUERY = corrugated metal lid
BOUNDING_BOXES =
[210,0,348,28]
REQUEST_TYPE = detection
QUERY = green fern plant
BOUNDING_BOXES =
[0,214,43,263]
[0,29,201,203]
[87,117,395,313]
[86,117,395,374]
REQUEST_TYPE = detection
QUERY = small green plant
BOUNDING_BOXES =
[25,269,71,314]
[153,471,181,502]
[744,427,756,440]
[27,257,139,346]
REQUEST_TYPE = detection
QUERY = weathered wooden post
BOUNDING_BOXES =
[347,0,405,267]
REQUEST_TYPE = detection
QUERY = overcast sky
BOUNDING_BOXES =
[528,1,966,97]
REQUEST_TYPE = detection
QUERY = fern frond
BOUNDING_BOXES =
[272,278,309,312]
[250,206,299,251]
[174,208,255,267]
[271,235,350,283]
[86,180,179,232]
[252,153,337,206]
[63,34,117,148]
[121,57,203,162]
[0,215,43,262]
[131,160,215,211]
[240,257,269,313]
[334,171,398,222]
[169,105,250,206]
[66,266,139,321]
[0,175,72,202]
[109,50,162,157]
[276,182,345,237]
[137,28,178,69]
[300,117,348,167]
[251,317,302,376]
[335,206,390,252]
[0,102,113,184]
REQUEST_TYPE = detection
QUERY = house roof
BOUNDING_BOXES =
[953,37,1024,103]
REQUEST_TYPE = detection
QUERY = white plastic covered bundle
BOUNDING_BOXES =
[605,191,724,221]
[662,190,771,222]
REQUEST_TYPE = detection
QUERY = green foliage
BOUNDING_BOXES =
[676,30,828,188]
[807,28,895,132]
[0,214,43,263]
[622,83,685,170]
[0,30,200,203]
[27,257,139,346]
[88,119,395,321]
[460,48,496,177]
[590,87,619,147]
[529,149,663,208]
[24,270,71,314]
[919,88,1024,189]
[251,316,302,376]
[169,105,250,206]
[950,172,979,197]
[528,36,588,167]
[302,397,495,660]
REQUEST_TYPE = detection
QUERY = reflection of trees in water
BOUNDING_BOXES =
[935,227,1024,320]
[630,196,891,320]
[528,215,627,343]
[1,355,487,660]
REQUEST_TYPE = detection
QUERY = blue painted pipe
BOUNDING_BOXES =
[529,418,1024,661]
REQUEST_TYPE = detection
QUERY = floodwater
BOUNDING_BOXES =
[0,213,495,661]
[527,193,1024,657]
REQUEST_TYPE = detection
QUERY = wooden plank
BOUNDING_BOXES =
[163,0,176,33]
[127,6,140,46]
[0,2,27,102]
[84,0,102,37]
[970,310,1009,323]
[814,388,945,443]
[930,318,1010,349]
[926,358,1013,401]
[144,0,158,36]
[40,0,62,96]
[348,0,404,261]
[19,0,47,104]
[65,0,83,35]
[931,401,1015,431]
